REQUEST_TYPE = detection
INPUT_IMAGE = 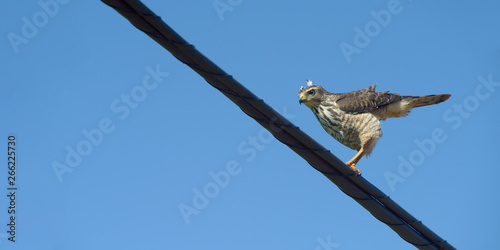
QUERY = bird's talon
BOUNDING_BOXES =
[345,162,361,175]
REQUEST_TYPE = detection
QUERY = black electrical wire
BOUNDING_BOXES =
[101,1,455,249]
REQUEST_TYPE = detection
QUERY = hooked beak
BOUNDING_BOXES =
[298,92,306,105]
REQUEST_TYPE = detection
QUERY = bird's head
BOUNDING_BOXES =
[298,83,327,108]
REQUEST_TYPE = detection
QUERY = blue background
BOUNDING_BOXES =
[1,0,500,249]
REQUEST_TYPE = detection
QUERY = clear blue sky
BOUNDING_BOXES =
[2,1,500,249]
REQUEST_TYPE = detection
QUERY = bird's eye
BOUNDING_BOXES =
[308,89,315,95]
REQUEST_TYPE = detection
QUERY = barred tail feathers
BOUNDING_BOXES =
[408,94,451,108]
[375,94,451,120]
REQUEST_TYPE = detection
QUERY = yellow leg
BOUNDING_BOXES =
[345,148,365,174]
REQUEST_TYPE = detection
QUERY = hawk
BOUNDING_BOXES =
[298,80,451,174]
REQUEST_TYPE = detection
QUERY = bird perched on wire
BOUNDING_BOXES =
[298,80,450,175]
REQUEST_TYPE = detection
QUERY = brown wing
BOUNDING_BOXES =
[334,85,403,114]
